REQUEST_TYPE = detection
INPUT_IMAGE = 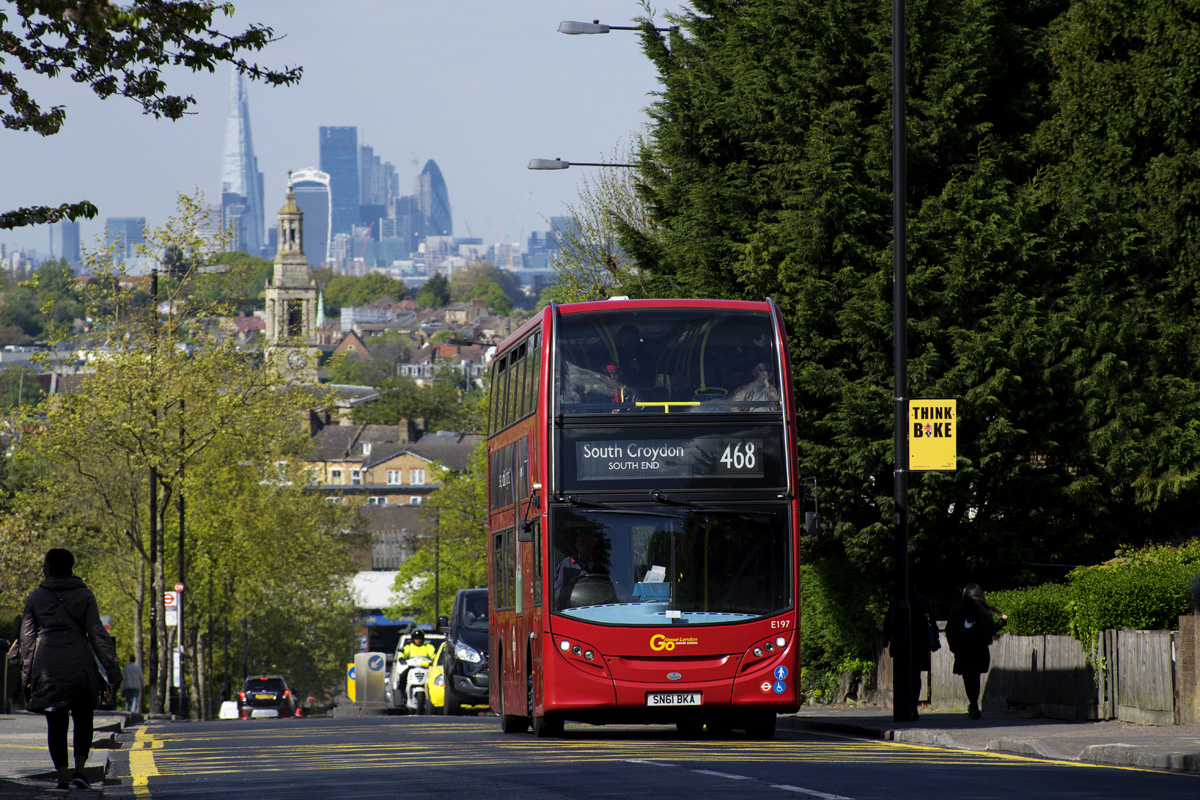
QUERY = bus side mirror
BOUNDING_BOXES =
[518,520,535,543]
[805,511,821,536]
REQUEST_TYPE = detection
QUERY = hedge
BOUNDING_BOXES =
[989,540,1200,642]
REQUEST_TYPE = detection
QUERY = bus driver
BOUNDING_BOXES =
[554,530,608,607]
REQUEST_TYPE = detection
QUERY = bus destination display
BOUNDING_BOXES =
[576,438,765,481]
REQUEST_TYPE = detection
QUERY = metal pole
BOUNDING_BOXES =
[148,267,160,714]
[178,398,186,718]
[891,0,913,723]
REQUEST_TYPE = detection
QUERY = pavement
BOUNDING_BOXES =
[780,705,1200,773]
[0,710,130,798]
[1,703,1199,796]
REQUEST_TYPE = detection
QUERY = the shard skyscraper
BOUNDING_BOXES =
[220,70,265,257]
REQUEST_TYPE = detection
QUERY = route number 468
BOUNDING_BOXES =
[720,442,756,470]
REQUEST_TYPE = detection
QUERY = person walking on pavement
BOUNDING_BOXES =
[121,654,144,714]
[19,548,121,791]
[945,583,1007,719]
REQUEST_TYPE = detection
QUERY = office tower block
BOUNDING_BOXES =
[548,216,580,248]
[414,159,452,238]
[320,126,360,239]
[49,220,81,263]
[105,218,146,261]
[393,195,419,256]
[220,70,266,257]
[291,168,332,267]
[360,144,383,206]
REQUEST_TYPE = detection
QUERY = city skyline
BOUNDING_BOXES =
[0,1,687,260]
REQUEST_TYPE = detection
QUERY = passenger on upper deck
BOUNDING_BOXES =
[731,362,781,411]
[603,362,641,405]
[616,324,653,390]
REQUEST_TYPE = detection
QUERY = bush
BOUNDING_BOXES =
[987,540,1200,643]
[990,583,1071,635]
[800,559,884,673]
[1067,558,1199,644]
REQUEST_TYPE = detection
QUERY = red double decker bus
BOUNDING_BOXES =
[486,298,800,738]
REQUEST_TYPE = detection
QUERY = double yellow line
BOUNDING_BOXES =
[128,727,162,799]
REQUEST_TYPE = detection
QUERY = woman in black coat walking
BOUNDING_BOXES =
[945,583,1007,719]
[19,548,121,791]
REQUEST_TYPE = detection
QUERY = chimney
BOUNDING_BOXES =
[398,418,417,443]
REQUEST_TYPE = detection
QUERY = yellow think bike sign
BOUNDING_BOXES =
[909,399,956,471]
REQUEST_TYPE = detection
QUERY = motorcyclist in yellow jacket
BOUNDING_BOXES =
[400,630,435,660]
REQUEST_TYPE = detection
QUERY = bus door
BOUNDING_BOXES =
[513,437,528,616]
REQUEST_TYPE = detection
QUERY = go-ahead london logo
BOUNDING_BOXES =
[650,634,698,651]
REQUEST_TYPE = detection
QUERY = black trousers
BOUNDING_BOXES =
[45,705,93,770]
[962,672,981,710]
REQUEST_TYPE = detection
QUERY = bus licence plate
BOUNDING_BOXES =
[646,692,701,706]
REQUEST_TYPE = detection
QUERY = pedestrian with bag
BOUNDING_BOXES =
[19,548,121,791]
[945,583,1007,720]
[909,591,941,719]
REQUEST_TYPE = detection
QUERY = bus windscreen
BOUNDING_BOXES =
[555,309,782,414]
[550,506,792,625]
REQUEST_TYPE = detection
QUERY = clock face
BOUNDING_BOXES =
[287,350,307,368]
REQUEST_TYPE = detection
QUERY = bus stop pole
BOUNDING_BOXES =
[891,0,914,723]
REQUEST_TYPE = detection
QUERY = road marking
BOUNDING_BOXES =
[129,727,160,799]
[625,759,678,767]
[771,784,852,800]
[692,769,753,780]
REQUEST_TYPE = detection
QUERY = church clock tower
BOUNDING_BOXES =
[264,175,318,382]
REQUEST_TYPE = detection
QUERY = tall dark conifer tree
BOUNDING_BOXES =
[618,0,1200,647]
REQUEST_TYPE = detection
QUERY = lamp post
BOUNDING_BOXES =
[528,158,634,170]
[891,0,913,723]
[557,19,676,35]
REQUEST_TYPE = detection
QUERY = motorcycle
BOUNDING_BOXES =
[401,655,433,715]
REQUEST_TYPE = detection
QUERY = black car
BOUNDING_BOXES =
[238,675,296,719]
[441,588,489,715]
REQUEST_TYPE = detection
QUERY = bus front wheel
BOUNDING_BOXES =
[532,713,563,738]
[743,711,777,740]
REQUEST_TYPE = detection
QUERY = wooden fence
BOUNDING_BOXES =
[868,620,1190,725]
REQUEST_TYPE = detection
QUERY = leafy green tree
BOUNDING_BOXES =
[206,251,273,313]
[18,192,354,718]
[0,288,43,342]
[328,352,394,387]
[447,261,524,308]
[415,273,451,308]
[347,272,406,306]
[321,273,407,318]
[322,275,358,316]
[483,283,514,315]
[352,370,481,432]
[0,0,301,229]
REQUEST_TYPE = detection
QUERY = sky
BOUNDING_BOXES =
[0,1,688,259]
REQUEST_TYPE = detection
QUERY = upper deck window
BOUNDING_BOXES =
[555,309,782,415]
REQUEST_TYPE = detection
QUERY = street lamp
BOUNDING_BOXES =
[528,158,634,170]
[558,19,676,35]
[891,0,913,723]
